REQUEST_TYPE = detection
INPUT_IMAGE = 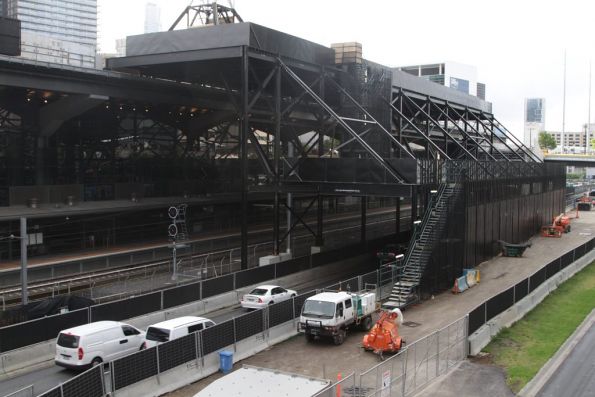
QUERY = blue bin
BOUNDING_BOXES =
[219,350,233,373]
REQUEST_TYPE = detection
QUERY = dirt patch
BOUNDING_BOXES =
[469,351,493,365]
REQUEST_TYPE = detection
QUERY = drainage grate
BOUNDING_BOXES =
[402,321,421,327]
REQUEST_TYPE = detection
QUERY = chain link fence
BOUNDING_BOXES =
[319,316,468,397]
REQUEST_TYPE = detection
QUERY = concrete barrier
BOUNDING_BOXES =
[113,320,300,397]
[468,249,595,355]
[0,255,365,380]
[452,276,468,294]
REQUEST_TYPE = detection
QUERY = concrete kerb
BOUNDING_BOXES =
[0,257,360,380]
[468,248,595,356]
[517,308,595,397]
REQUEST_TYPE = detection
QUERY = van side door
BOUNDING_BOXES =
[120,325,142,356]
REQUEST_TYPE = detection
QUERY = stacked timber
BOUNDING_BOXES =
[331,42,362,64]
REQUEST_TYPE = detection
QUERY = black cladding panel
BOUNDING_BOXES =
[0,17,20,56]
[124,22,334,65]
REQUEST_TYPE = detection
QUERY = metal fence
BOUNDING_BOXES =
[2,386,34,397]
[37,268,391,397]
[34,233,594,397]
[315,316,468,397]
[468,236,595,335]
[0,234,399,353]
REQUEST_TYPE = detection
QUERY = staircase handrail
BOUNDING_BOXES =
[401,183,447,270]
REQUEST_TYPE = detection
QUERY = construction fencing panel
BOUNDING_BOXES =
[234,265,275,289]
[234,309,264,341]
[514,278,529,303]
[529,267,547,294]
[37,387,62,397]
[561,251,574,268]
[158,333,197,373]
[91,292,161,322]
[200,273,234,299]
[0,308,88,352]
[486,286,514,321]
[112,347,158,390]
[62,365,104,397]
[357,316,468,397]
[545,259,560,280]
[268,299,294,327]
[201,319,234,355]
[163,282,201,309]
[468,304,486,335]
[274,256,310,278]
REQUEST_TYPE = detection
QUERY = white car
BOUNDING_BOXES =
[145,316,215,348]
[55,321,145,370]
[240,285,297,309]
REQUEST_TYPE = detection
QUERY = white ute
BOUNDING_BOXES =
[298,291,376,345]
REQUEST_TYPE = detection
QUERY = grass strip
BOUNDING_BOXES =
[483,260,595,393]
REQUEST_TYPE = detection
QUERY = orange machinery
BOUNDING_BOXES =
[362,309,403,358]
[541,214,571,238]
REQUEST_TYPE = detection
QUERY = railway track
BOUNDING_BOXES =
[0,211,407,309]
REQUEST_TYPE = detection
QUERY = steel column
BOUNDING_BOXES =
[316,195,324,246]
[273,64,281,255]
[240,46,249,269]
[20,217,28,305]
[361,196,367,244]
[396,198,401,234]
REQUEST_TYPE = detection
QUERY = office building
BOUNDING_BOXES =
[144,2,161,34]
[524,98,545,149]
[550,129,587,152]
[397,61,486,99]
[4,0,97,68]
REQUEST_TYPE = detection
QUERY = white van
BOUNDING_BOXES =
[145,316,215,348]
[55,321,145,370]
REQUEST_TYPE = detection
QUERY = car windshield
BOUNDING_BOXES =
[302,300,335,318]
[57,333,79,348]
[249,288,268,296]
[146,327,170,342]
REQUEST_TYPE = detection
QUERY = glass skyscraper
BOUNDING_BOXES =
[5,0,97,68]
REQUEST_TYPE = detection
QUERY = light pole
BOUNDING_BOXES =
[5,218,29,305]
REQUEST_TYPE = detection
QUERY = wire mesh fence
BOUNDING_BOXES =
[353,315,468,397]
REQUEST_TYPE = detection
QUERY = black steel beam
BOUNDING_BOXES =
[240,46,249,269]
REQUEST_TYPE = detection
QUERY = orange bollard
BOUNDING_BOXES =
[336,372,341,397]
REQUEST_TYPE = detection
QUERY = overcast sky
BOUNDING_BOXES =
[98,0,595,138]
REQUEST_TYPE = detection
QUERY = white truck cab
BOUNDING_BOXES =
[298,291,376,345]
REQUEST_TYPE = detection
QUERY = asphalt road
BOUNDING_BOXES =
[538,322,595,397]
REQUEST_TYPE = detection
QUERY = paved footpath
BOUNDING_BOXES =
[165,211,595,397]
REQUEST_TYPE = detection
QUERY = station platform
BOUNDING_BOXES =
[164,210,595,396]
[0,206,399,274]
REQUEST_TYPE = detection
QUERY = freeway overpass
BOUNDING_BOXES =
[544,153,595,167]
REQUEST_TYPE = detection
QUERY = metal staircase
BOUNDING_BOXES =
[383,183,461,309]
